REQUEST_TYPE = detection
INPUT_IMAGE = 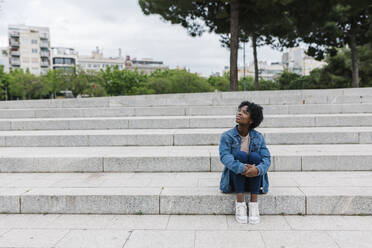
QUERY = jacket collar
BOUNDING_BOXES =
[233,124,254,137]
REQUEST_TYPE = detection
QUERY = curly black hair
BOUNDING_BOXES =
[238,101,264,130]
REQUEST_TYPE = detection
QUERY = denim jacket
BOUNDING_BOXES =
[219,125,271,194]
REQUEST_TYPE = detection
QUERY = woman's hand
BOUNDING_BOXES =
[242,164,259,177]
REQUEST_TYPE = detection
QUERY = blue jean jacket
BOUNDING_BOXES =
[219,125,271,194]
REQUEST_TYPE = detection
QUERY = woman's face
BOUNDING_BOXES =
[235,105,253,126]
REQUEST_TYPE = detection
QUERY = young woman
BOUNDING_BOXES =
[219,101,271,224]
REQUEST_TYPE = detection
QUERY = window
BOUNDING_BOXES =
[54,58,64,64]
[65,58,74,65]
[31,39,38,44]
[32,48,38,54]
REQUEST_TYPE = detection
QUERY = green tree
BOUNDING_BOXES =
[208,71,230,91]
[0,65,8,100]
[148,69,212,94]
[139,0,242,91]
[280,0,372,87]
[99,66,149,96]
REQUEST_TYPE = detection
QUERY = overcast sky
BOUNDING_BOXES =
[0,0,284,76]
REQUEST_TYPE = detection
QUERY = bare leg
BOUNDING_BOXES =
[237,193,244,202]
[250,193,258,202]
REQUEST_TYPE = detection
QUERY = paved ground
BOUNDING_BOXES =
[0,214,371,247]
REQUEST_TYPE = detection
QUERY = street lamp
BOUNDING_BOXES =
[243,42,246,91]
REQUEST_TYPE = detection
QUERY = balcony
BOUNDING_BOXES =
[40,33,49,39]
[9,31,20,37]
[10,50,20,56]
[41,61,49,67]
[10,40,20,47]
[41,68,49,75]
[40,51,49,57]
[10,59,20,65]
[40,41,49,48]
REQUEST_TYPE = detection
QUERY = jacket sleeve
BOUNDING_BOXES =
[219,133,246,175]
[255,133,271,176]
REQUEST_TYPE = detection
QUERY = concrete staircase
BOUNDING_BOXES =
[1,88,372,215]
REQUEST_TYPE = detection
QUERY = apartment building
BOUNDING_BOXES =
[8,24,51,75]
[77,47,125,71]
[223,61,284,81]
[124,55,168,74]
[282,47,327,76]
[51,47,77,72]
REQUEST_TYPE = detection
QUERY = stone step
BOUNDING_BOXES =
[0,127,370,147]
[1,113,372,131]
[0,144,371,172]
[0,214,372,248]
[0,214,371,248]
[0,171,371,215]
[1,103,372,119]
[1,87,372,109]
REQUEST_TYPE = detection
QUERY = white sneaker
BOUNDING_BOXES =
[235,200,248,224]
[248,201,260,224]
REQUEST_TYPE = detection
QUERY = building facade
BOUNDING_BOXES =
[224,61,284,81]
[51,47,77,72]
[8,24,51,75]
[77,47,125,71]
[282,47,327,76]
[124,55,168,74]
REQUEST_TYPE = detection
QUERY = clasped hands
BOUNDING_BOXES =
[242,163,259,177]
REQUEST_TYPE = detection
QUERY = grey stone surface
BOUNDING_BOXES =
[0,172,371,215]
[1,144,372,173]
[0,188,25,214]
[0,214,371,247]
[107,215,169,229]
[302,155,372,171]
[124,230,195,248]
[20,187,161,214]
[284,215,372,231]
[0,87,371,222]
[1,113,372,131]
[273,155,301,171]
[301,187,372,214]
[0,229,70,247]
[195,230,265,248]
[226,215,291,230]
[327,231,372,248]
[45,214,116,229]
[0,157,103,173]
[4,133,89,147]
[160,187,305,215]
[167,215,227,230]
[0,127,370,147]
[0,214,59,228]
[104,156,210,172]
[261,230,339,248]
[55,229,131,248]
[160,187,237,214]
[0,103,372,120]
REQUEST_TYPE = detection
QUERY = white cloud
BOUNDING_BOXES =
[0,0,283,76]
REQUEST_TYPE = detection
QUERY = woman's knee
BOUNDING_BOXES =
[236,151,249,163]
[248,152,262,165]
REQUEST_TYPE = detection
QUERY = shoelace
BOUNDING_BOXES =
[249,203,258,216]
[237,204,246,217]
